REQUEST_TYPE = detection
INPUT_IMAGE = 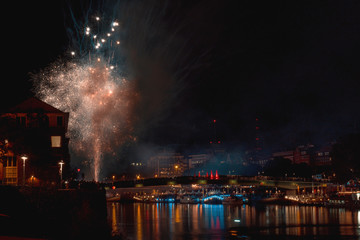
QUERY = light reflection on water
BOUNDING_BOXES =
[107,203,360,240]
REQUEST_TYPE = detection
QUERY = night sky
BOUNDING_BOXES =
[3,0,360,153]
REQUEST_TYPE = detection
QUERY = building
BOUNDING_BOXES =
[272,150,294,162]
[293,144,315,165]
[148,148,187,178]
[0,97,70,185]
[188,153,210,169]
[314,145,332,166]
[272,144,333,166]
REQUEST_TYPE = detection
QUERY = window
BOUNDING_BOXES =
[6,156,16,167]
[51,136,61,147]
[57,116,63,127]
[16,116,26,127]
[5,167,17,178]
[317,152,323,156]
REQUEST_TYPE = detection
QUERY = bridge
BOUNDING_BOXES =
[110,176,327,191]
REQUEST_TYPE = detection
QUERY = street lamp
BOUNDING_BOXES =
[59,160,64,188]
[174,165,179,176]
[21,156,28,186]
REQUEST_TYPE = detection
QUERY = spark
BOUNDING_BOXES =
[33,9,136,182]
[33,1,193,181]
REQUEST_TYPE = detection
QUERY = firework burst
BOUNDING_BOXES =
[32,1,203,181]
[32,4,137,181]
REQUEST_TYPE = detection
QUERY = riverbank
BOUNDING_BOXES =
[0,185,110,240]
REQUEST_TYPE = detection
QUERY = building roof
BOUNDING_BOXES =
[7,97,66,114]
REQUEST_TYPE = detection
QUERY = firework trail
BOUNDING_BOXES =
[32,0,208,181]
[32,1,136,181]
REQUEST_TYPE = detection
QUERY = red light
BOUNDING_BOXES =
[210,141,213,144]
[215,170,219,180]
[210,170,214,180]
[256,138,259,141]
[213,119,216,123]
[77,168,80,172]
[112,186,116,190]
[218,141,220,144]
[256,126,259,130]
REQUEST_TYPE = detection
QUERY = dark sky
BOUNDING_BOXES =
[3,0,360,152]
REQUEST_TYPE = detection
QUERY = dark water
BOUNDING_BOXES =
[107,203,360,240]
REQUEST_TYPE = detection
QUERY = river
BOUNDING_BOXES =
[107,203,360,239]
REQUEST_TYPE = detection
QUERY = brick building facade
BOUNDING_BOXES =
[0,97,70,185]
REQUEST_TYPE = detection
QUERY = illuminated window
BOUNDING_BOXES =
[51,136,61,147]
[5,167,17,178]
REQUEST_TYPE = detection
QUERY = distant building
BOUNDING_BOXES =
[314,145,332,166]
[148,148,187,177]
[0,97,70,185]
[188,153,210,169]
[245,149,268,167]
[272,150,294,162]
[293,144,315,165]
[272,144,333,166]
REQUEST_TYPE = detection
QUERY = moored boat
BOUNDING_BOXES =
[180,195,200,204]
[222,196,243,205]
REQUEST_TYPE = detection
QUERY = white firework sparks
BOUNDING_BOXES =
[34,59,136,181]
[32,10,136,181]
[32,1,197,181]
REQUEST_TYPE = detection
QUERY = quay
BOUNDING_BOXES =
[106,176,360,208]
[0,185,110,240]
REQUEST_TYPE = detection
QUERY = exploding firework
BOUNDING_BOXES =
[34,59,137,181]
[32,1,208,181]
[32,3,137,181]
